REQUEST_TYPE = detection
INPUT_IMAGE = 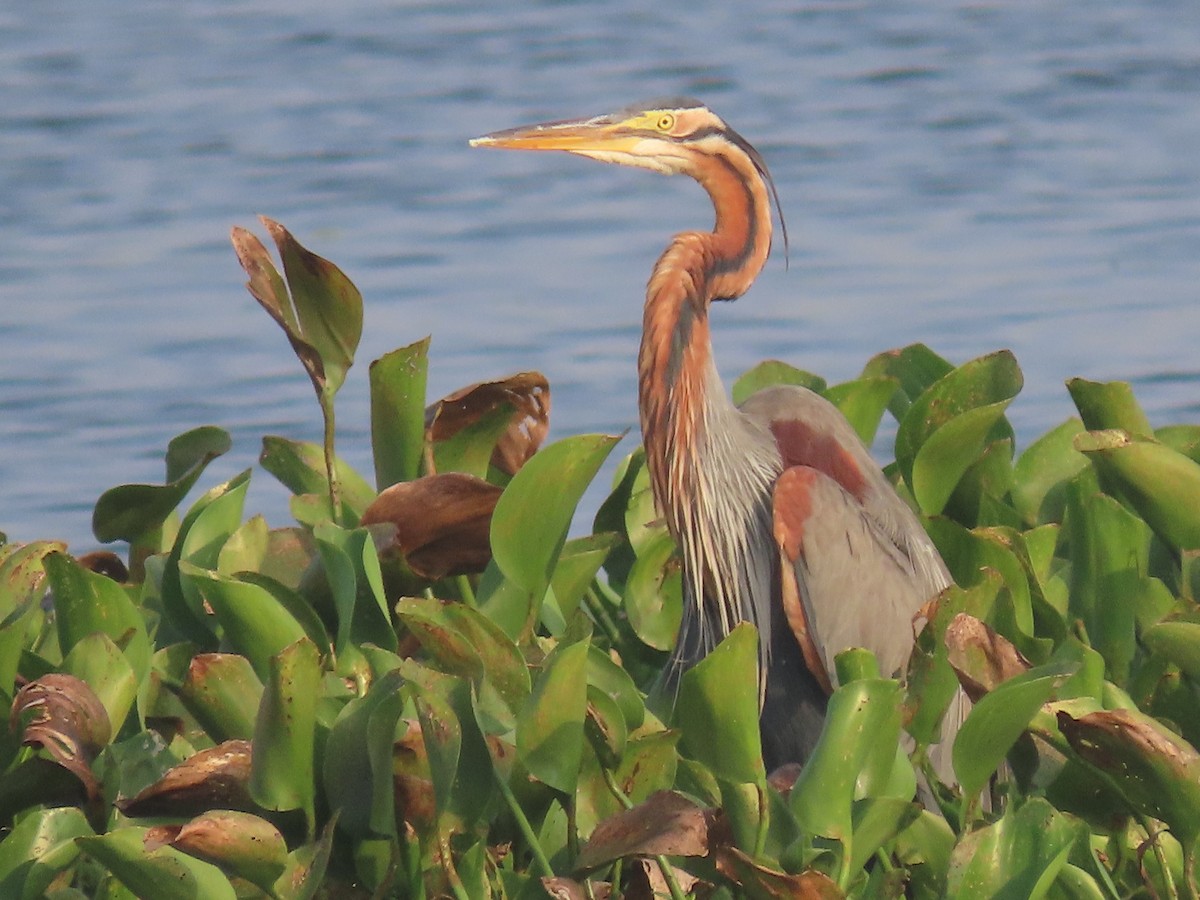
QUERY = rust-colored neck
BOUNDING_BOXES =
[636,144,774,530]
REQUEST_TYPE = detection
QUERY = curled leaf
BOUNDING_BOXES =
[10,673,110,801]
[944,613,1031,703]
[426,371,551,476]
[119,740,257,818]
[360,473,501,579]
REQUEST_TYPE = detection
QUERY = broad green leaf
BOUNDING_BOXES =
[369,337,430,488]
[1158,423,1200,463]
[396,596,530,709]
[259,435,377,518]
[548,533,619,625]
[0,540,66,619]
[60,632,137,737]
[822,375,898,446]
[1067,378,1154,438]
[586,644,645,733]
[271,815,337,900]
[0,806,93,900]
[675,622,764,787]
[862,343,954,420]
[77,827,236,900]
[159,470,251,647]
[1142,621,1200,680]
[167,811,288,893]
[313,523,395,654]
[217,514,269,575]
[624,529,683,651]
[490,433,619,618]
[181,563,308,681]
[323,670,406,839]
[895,350,1022,491]
[517,638,589,795]
[953,661,1075,799]
[1075,429,1200,551]
[179,653,264,742]
[431,403,513,479]
[92,426,232,544]
[1012,419,1087,525]
[790,675,902,841]
[732,360,826,405]
[909,404,1020,516]
[1065,476,1148,685]
[250,638,321,826]
[946,797,1081,899]
[45,551,151,683]
[412,677,463,822]
[847,797,922,874]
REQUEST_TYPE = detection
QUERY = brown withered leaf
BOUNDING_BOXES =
[76,550,129,582]
[575,790,712,872]
[11,673,111,801]
[1057,707,1200,843]
[944,613,1031,703]
[360,473,501,579]
[542,877,612,900]
[624,860,700,900]
[119,739,258,818]
[426,372,550,476]
[394,719,436,830]
[714,847,845,900]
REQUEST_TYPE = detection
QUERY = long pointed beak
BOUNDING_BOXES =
[469,116,639,154]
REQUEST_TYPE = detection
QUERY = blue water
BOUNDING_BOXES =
[3,1,1199,550]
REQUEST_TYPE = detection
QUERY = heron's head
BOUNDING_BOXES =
[471,98,760,177]
[471,98,787,258]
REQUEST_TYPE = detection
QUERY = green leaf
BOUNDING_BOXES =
[369,338,430,488]
[1065,476,1148,684]
[167,811,288,893]
[0,806,93,900]
[1075,429,1200,550]
[790,675,902,841]
[946,797,1081,899]
[489,433,619,622]
[732,360,826,405]
[822,376,898,446]
[1067,378,1154,438]
[217,514,269,575]
[323,670,406,839]
[45,551,151,684]
[547,533,619,625]
[675,622,765,787]
[862,343,954,420]
[60,632,138,737]
[624,530,683,651]
[1142,621,1200,680]
[250,638,321,826]
[953,661,1075,799]
[517,638,589,794]
[1011,419,1087,525]
[181,564,308,681]
[77,827,237,900]
[93,426,232,544]
[179,653,264,742]
[259,436,376,518]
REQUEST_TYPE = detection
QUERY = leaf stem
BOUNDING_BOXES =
[493,763,555,878]
[600,764,688,900]
[456,574,477,608]
[320,391,342,521]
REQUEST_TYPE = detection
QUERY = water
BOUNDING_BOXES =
[3,0,1199,550]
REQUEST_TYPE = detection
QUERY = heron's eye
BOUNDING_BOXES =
[656,113,675,131]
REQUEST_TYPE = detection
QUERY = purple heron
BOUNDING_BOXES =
[472,99,958,773]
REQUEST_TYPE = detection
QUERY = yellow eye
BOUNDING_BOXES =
[656,113,675,131]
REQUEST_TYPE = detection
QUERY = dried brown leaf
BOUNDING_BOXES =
[575,790,711,871]
[11,673,111,800]
[944,612,1031,702]
[426,372,550,475]
[360,473,501,579]
[75,550,129,582]
[119,739,258,818]
[714,846,845,900]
